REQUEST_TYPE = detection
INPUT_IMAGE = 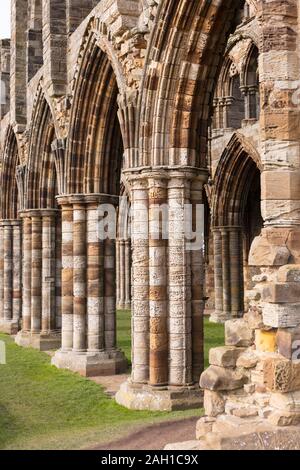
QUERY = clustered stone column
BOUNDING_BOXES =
[116,168,207,411]
[15,209,61,350]
[116,238,131,310]
[210,226,244,323]
[51,194,127,377]
[0,220,22,334]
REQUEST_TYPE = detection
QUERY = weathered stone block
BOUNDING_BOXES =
[268,411,300,427]
[209,346,245,368]
[231,406,259,418]
[277,265,300,283]
[244,307,265,330]
[237,351,259,369]
[262,302,300,328]
[200,366,246,392]
[225,319,254,347]
[196,416,216,439]
[262,170,300,201]
[203,390,225,417]
[249,231,290,267]
[270,391,300,412]
[255,330,277,353]
[277,327,300,360]
[262,283,300,303]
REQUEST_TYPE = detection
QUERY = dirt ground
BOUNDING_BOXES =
[90,418,198,451]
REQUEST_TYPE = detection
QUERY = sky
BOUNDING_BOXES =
[0,0,11,39]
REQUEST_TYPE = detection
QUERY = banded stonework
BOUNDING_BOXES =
[1,0,300,448]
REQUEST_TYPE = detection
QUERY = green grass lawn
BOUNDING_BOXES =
[0,312,223,450]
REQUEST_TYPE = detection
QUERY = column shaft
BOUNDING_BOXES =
[149,177,168,387]
[31,217,42,333]
[0,227,4,321]
[131,179,150,384]
[221,229,231,316]
[229,228,243,318]
[191,179,204,382]
[61,205,73,351]
[55,214,62,329]
[87,204,104,352]
[12,223,22,323]
[3,225,13,321]
[104,238,116,350]
[168,176,192,386]
[125,240,131,309]
[119,240,125,309]
[42,215,56,333]
[213,229,223,318]
[116,239,120,308]
[22,217,32,331]
[73,205,86,352]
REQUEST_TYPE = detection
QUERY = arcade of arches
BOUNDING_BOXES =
[1,0,300,449]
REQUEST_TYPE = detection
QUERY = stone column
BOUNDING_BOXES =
[124,239,131,309]
[129,177,150,385]
[229,226,243,318]
[116,238,121,308]
[191,178,205,382]
[0,225,4,327]
[22,216,32,332]
[73,204,86,352]
[210,226,244,323]
[0,220,22,334]
[210,229,223,323]
[221,227,231,318]
[116,168,207,411]
[52,194,127,377]
[61,202,73,351]
[42,213,57,333]
[15,209,61,350]
[118,239,125,309]
[116,238,132,310]
[148,175,168,387]
[168,174,192,387]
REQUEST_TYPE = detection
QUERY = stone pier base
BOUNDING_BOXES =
[51,349,128,377]
[115,380,203,412]
[15,331,61,351]
[0,320,19,335]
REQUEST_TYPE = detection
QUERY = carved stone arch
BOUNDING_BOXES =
[212,132,262,228]
[216,56,237,98]
[226,29,260,60]
[25,85,58,209]
[29,80,63,139]
[240,41,259,86]
[70,17,127,99]
[66,25,125,195]
[0,126,20,219]
[137,0,245,168]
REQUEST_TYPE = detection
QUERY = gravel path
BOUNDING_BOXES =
[91,418,198,451]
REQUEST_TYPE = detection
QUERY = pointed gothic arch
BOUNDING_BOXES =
[25,87,57,209]
[66,30,124,195]
[210,133,263,322]
[212,132,262,228]
[137,0,247,168]
[1,126,19,219]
